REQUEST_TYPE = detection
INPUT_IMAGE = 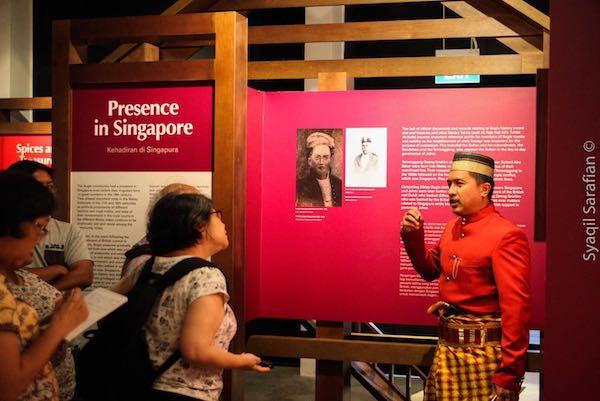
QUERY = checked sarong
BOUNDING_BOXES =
[424,314,502,401]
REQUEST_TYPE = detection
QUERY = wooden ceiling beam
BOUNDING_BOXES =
[497,37,540,53]
[443,0,549,31]
[463,0,546,35]
[249,53,543,79]
[249,17,537,44]
[211,0,435,10]
[70,60,214,84]
[122,43,160,62]
[0,122,52,135]
[443,1,543,53]
[100,3,218,63]
[102,46,137,64]
[442,0,486,17]
[179,0,229,13]
[69,43,86,64]
[160,47,205,60]
[493,0,549,30]
[161,39,215,48]
[71,14,215,44]
[158,15,538,54]
[163,0,199,14]
[0,97,52,110]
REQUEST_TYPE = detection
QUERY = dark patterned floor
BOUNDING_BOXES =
[244,365,425,401]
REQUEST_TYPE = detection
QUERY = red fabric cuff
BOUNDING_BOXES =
[492,372,522,393]
[400,227,425,248]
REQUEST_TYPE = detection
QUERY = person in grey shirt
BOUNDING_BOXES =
[7,161,93,290]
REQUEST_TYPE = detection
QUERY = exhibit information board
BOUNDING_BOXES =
[71,86,213,288]
[0,136,52,169]
[247,88,544,327]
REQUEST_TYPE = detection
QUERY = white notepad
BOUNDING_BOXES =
[65,288,128,342]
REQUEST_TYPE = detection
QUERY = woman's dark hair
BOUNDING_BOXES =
[7,160,54,177]
[147,193,213,255]
[0,171,56,238]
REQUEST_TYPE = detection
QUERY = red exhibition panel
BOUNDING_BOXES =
[246,88,544,327]
[246,88,265,322]
[69,86,214,288]
[0,136,52,169]
[72,86,213,172]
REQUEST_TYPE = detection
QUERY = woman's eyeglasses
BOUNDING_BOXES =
[210,210,223,220]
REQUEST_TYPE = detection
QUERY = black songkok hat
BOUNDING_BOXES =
[450,152,495,178]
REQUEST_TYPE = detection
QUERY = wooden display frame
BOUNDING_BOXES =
[0,97,52,135]
[49,3,549,400]
[51,12,247,401]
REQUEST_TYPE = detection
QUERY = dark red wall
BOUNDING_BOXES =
[545,2,600,399]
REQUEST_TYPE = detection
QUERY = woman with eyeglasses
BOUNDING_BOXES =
[0,171,88,401]
[112,182,201,294]
[4,216,80,401]
[120,193,269,401]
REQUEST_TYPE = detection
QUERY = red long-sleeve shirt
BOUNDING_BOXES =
[401,204,531,392]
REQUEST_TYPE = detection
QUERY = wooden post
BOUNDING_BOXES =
[213,12,248,401]
[542,31,550,69]
[318,72,354,91]
[315,71,352,401]
[53,12,249,400]
[534,68,548,241]
[51,20,73,221]
[0,98,52,133]
[315,321,352,401]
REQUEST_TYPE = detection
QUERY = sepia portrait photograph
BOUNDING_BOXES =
[345,127,387,188]
[296,128,344,207]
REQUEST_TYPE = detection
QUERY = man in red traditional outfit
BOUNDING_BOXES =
[401,152,531,401]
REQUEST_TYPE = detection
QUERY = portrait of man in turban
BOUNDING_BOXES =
[296,129,343,207]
